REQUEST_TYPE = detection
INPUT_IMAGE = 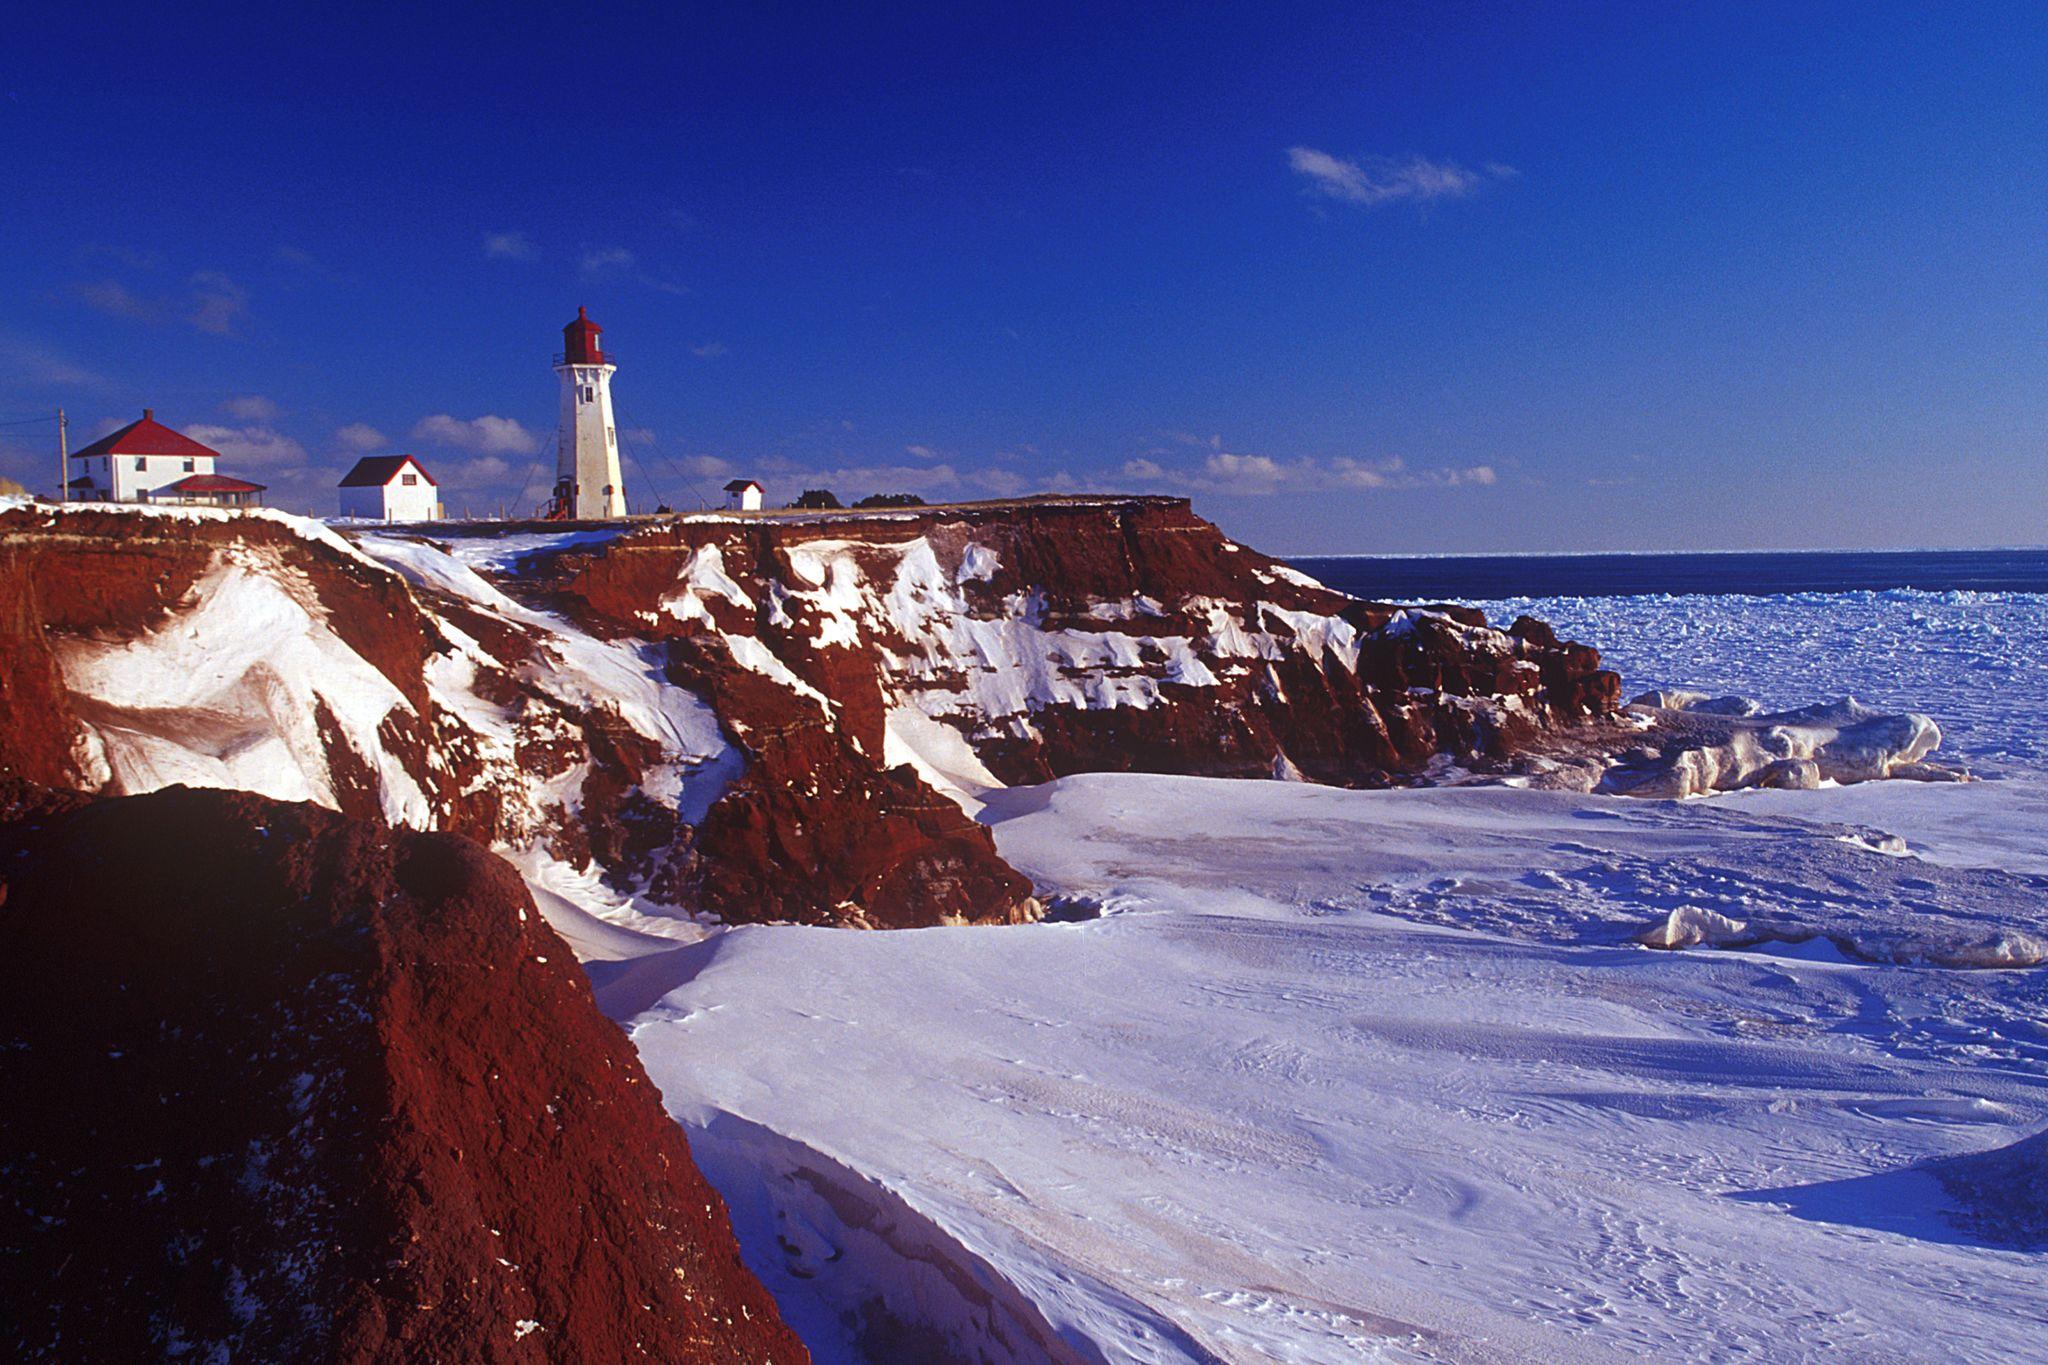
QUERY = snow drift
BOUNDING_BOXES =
[1607,693,1963,797]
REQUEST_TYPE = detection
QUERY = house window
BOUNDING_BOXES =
[134,457,147,471]
[401,473,417,486]
[183,459,195,472]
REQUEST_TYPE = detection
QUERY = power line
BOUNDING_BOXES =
[608,396,712,512]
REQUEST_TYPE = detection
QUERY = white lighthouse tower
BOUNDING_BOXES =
[550,306,627,519]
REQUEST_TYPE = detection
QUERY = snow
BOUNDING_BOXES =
[350,531,741,929]
[55,559,429,826]
[1608,696,1948,797]
[772,534,1258,733]
[353,531,733,814]
[430,526,630,575]
[47,510,739,951]
[623,586,2048,1363]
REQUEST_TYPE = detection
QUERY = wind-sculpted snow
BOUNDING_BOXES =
[633,772,2048,1362]
[1605,694,1957,797]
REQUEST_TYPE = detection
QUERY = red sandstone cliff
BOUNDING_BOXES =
[0,783,805,1364]
[0,498,1618,931]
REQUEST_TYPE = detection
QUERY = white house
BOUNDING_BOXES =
[69,409,262,503]
[338,455,442,521]
[724,478,764,512]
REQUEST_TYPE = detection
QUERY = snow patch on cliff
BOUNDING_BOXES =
[55,558,430,826]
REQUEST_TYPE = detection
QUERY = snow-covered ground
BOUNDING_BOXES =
[625,589,2048,1362]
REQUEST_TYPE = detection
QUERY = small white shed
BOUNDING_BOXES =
[724,478,764,512]
[339,455,442,522]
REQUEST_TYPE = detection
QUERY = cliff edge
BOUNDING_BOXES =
[0,783,805,1364]
[0,497,1619,930]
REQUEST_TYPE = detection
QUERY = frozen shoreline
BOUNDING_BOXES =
[629,772,2048,1362]
[624,586,2048,1361]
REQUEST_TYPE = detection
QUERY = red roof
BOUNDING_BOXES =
[155,473,266,495]
[338,455,437,488]
[72,410,221,461]
[724,478,763,492]
[562,306,608,365]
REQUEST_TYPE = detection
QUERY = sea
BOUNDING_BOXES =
[1286,547,2048,776]
[1286,547,2048,601]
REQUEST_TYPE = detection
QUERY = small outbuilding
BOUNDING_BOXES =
[723,478,764,512]
[338,455,442,522]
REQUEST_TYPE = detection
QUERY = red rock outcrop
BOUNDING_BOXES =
[0,784,805,1364]
[543,496,1620,789]
[0,498,1619,932]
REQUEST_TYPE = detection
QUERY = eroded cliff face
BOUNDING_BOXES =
[0,498,1619,931]
[0,784,805,1364]
[547,497,1617,791]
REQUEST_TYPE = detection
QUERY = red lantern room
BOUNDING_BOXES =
[561,306,608,366]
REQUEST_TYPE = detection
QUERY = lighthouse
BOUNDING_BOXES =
[550,307,627,519]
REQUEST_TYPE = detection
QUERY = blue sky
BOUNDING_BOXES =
[2,2,2042,552]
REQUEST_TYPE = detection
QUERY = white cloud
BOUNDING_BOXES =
[437,454,514,488]
[410,414,541,456]
[1329,456,1399,489]
[1128,446,1506,496]
[188,272,249,335]
[580,245,635,275]
[755,460,967,504]
[1199,451,1290,493]
[1286,147,1510,208]
[904,444,941,460]
[483,231,537,261]
[691,341,729,358]
[221,395,280,422]
[579,244,689,293]
[334,422,388,452]
[182,424,310,469]
[74,279,158,322]
[679,453,735,478]
[968,468,1030,497]
[1328,457,1496,488]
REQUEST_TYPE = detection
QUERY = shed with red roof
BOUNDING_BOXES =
[149,472,267,509]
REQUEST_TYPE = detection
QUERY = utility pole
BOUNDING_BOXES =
[57,408,68,503]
